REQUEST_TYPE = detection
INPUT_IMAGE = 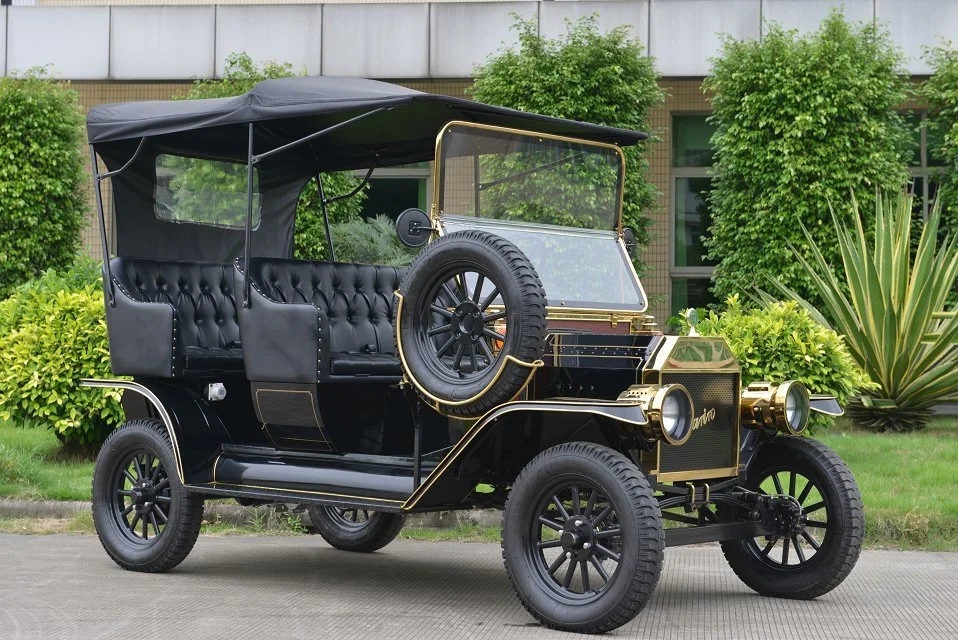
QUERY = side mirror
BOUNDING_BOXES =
[622,227,637,257]
[396,208,431,248]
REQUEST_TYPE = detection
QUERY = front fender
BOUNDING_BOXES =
[403,399,649,511]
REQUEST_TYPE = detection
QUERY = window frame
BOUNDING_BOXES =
[670,112,716,282]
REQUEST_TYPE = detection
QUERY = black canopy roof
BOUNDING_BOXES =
[87,77,647,172]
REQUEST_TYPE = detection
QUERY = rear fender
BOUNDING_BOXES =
[82,379,231,484]
[403,400,649,511]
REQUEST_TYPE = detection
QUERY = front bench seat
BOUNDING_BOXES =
[106,257,244,377]
[235,258,407,384]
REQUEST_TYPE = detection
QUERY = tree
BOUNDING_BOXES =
[471,16,664,274]
[704,11,910,303]
[180,53,365,260]
[922,43,958,227]
[0,69,86,296]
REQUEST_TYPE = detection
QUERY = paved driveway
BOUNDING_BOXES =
[1,534,956,640]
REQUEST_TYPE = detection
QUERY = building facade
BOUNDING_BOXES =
[2,0,955,322]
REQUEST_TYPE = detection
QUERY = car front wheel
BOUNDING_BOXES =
[501,442,664,634]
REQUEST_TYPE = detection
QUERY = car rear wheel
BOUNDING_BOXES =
[502,442,664,634]
[721,436,864,599]
[395,230,547,418]
[307,505,405,552]
[92,418,204,572]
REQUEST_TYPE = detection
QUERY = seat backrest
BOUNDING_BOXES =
[243,258,406,354]
[110,257,241,350]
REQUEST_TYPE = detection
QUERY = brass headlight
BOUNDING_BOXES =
[618,384,694,446]
[741,380,810,435]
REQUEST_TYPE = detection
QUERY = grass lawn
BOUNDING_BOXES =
[1,418,956,550]
[0,421,94,501]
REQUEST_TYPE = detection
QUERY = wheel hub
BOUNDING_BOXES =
[452,302,484,342]
[560,517,596,560]
[130,480,155,508]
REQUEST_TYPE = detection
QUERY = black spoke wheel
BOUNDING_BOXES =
[92,419,204,573]
[502,442,663,634]
[307,505,405,553]
[396,230,546,418]
[721,436,863,600]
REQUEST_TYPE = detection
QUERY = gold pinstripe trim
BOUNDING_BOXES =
[205,482,404,505]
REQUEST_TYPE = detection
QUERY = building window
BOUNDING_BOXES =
[357,162,431,220]
[671,115,718,316]
[905,111,945,220]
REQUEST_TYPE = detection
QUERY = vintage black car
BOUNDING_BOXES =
[83,77,863,634]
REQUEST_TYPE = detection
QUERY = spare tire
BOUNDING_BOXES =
[395,230,547,418]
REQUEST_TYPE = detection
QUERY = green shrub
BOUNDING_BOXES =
[0,262,122,447]
[922,43,958,227]
[471,16,664,275]
[705,11,910,304]
[694,295,870,431]
[771,192,958,433]
[0,68,87,297]
[181,52,365,260]
[329,215,416,266]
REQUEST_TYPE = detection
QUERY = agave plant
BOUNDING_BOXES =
[770,192,958,432]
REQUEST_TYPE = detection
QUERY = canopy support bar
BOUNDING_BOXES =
[251,106,393,165]
[89,145,116,308]
[243,123,255,308]
[315,174,335,263]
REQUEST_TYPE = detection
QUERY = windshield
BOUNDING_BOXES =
[437,123,623,230]
[441,216,645,311]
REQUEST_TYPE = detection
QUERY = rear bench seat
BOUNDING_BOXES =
[235,258,407,384]
[105,257,243,377]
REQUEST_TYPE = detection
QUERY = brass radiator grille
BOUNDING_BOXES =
[658,373,740,474]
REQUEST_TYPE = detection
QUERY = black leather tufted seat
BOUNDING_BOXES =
[106,257,243,377]
[235,258,406,383]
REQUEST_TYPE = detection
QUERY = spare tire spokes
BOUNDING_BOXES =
[428,268,503,378]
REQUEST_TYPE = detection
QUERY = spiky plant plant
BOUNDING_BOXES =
[329,215,416,267]
[770,192,958,432]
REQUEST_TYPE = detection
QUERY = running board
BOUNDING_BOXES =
[187,449,436,512]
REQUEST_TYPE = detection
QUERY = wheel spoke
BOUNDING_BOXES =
[761,537,778,556]
[123,470,137,485]
[150,461,162,483]
[592,505,614,527]
[435,334,456,358]
[594,544,620,563]
[551,496,570,521]
[594,528,621,540]
[792,535,806,563]
[452,343,465,374]
[536,539,563,550]
[483,310,507,323]
[117,489,132,496]
[477,337,495,364]
[585,490,597,518]
[129,512,140,534]
[471,274,485,304]
[797,479,814,505]
[142,515,148,539]
[805,519,828,529]
[351,510,358,523]
[479,288,499,311]
[772,472,784,495]
[580,561,591,592]
[804,501,826,514]
[149,510,161,537]
[154,495,171,504]
[441,281,462,306]
[152,504,168,524]
[801,530,821,551]
[562,557,577,588]
[427,323,453,337]
[781,536,790,564]
[589,556,611,582]
[482,327,506,341]
[548,553,567,576]
[121,503,135,517]
[429,304,453,319]
[570,484,580,516]
[469,343,477,373]
[538,516,562,531]
[788,471,796,497]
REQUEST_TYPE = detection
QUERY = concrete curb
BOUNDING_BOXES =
[0,498,500,530]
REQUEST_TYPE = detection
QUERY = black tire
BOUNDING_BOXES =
[396,230,546,418]
[721,436,864,599]
[307,505,405,552]
[92,418,204,572]
[502,442,664,634]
